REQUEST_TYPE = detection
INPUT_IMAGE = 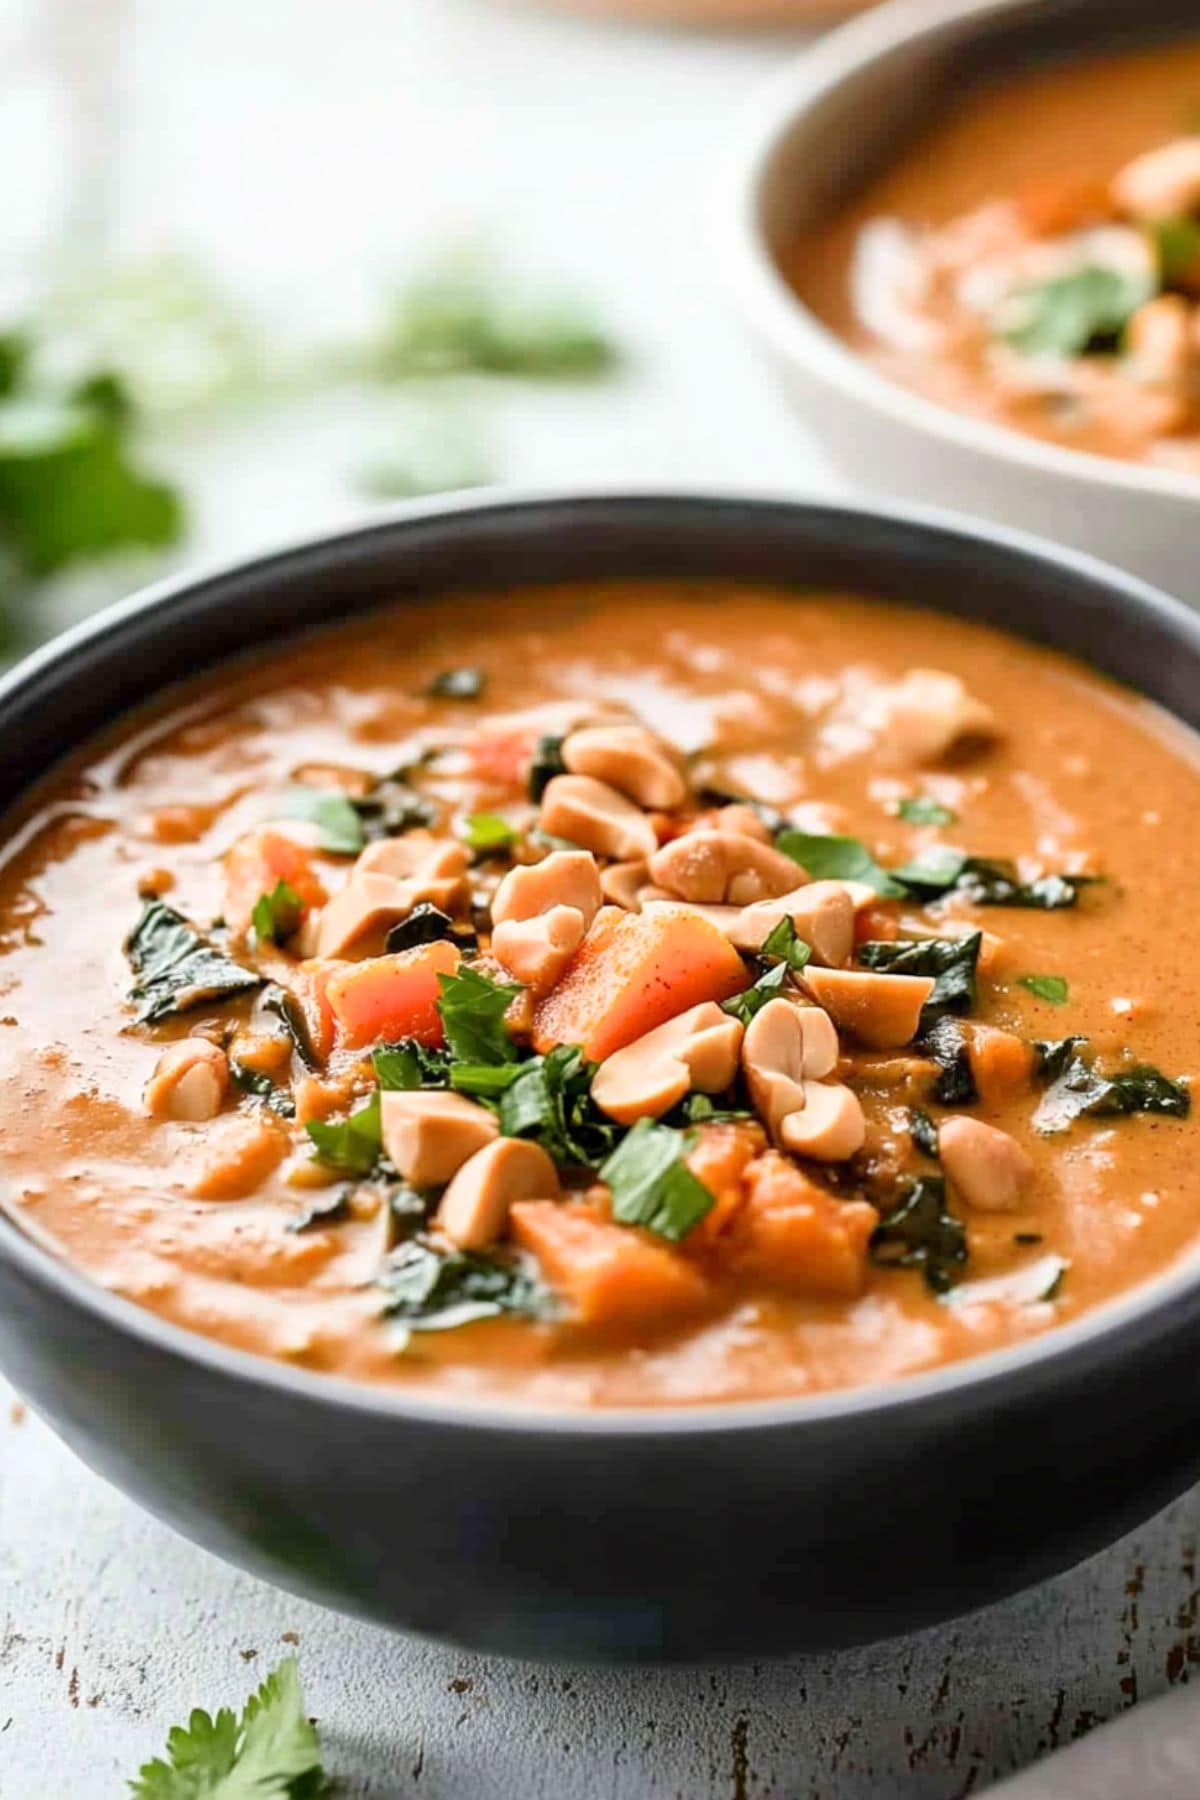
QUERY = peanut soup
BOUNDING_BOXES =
[1,580,1196,1408]
[794,39,1200,471]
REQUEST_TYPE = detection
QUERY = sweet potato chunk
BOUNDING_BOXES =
[326,940,460,1050]
[968,1025,1035,1103]
[224,828,327,939]
[684,1121,765,1245]
[532,905,746,1062]
[510,1200,713,1328]
[724,1152,876,1298]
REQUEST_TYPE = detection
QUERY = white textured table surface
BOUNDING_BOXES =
[3,2,1199,1795]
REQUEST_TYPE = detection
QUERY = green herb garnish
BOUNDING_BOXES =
[1154,217,1200,287]
[893,850,1087,911]
[919,1016,979,1107]
[499,1045,620,1167]
[373,1039,452,1092]
[871,1174,967,1294]
[277,785,364,855]
[897,795,958,827]
[251,879,302,945]
[306,1091,383,1176]
[351,777,437,841]
[759,916,812,973]
[369,265,617,380]
[1000,264,1154,358]
[460,812,519,855]
[229,1059,295,1118]
[1033,1043,1189,1134]
[910,1109,940,1160]
[775,829,902,897]
[379,1234,555,1331]
[600,1118,715,1243]
[128,1655,329,1799]
[125,901,261,1025]
[436,965,522,1065]
[720,961,789,1027]
[860,932,981,1029]
[1018,973,1069,1006]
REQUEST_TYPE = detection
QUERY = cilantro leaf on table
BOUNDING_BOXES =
[368,264,618,380]
[128,1655,329,1798]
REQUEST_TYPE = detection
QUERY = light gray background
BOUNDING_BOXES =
[2,1,1197,1794]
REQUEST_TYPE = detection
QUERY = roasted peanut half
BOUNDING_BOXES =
[315,872,419,958]
[866,669,997,765]
[492,906,588,996]
[539,775,657,862]
[939,1116,1034,1213]
[562,724,687,810]
[778,1081,866,1163]
[740,998,839,1142]
[733,881,855,969]
[145,1038,230,1122]
[802,967,933,1050]
[591,1000,745,1124]
[436,1137,561,1250]
[649,830,801,906]
[492,850,602,929]
[380,1090,499,1189]
[1112,137,1200,221]
[599,859,650,911]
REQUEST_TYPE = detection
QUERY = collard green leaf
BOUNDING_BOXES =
[892,850,1087,911]
[1034,1043,1190,1134]
[229,1059,295,1119]
[775,829,902,897]
[351,777,437,841]
[385,903,463,956]
[871,1174,967,1294]
[251,879,302,945]
[910,1109,940,1160]
[600,1118,715,1243]
[379,1234,555,1331]
[528,734,566,803]
[859,931,981,1030]
[919,1016,979,1107]
[125,901,261,1025]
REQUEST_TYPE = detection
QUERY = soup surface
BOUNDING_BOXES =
[1,580,1196,1408]
[794,39,1200,470]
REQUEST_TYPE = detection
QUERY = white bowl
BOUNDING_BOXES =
[724,0,1200,598]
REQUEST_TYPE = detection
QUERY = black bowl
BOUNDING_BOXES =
[4,491,1200,1663]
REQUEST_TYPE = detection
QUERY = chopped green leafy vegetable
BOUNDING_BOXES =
[449,1062,525,1098]
[1018,973,1069,1006]
[306,1091,383,1176]
[919,1015,979,1107]
[1034,1042,1190,1134]
[893,849,1088,911]
[720,961,789,1027]
[859,932,981,1030]
[379,1233,555,1331]
[125,901,261,1025]
[260,983,318,1071]
[528,734,567,803]
[499,1045,620,1167]
[871,1174,967,1294]
[678,1093,754,1126]
[385,903,462,956]
[277,785,364,855]
[460,811,519,855]
[600,1118,714,1243]
[128,1655,329,1799]
[775,829,902,897]
[229,1058,295,1119]
[1154,216,1200,286]
[889,845,968,895]
[373,1038,451,1092]
[368,265,617,380]
[759,916,812,973]
[428,666,486,700]
[351,776,437,841]
[910,1108,940,1160]
[436,965,522,1065]
[999,263,1154,358]
[251,879,302,945]
[897,795,957,827]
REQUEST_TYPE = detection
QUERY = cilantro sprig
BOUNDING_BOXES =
[128,1656,329,1798]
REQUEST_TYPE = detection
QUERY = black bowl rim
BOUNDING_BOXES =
[5,482,1200,1438]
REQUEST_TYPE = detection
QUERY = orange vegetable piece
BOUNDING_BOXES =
[724,1151,877,1298]
[224,828,328,938]
[326,940,460,1050]
[510,1200,713,1329]
[854,904,899,947]
[684,1121,765,1246]
[531,905,746,1062]
[968,1025,1035,1104]
[467,729,534,793]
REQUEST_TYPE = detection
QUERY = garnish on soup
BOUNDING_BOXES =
[0,583,1194,1407]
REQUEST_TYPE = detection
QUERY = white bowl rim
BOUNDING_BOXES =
[722,0,1200,507]
[5,482,1200,1438]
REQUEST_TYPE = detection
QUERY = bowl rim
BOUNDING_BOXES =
[722,0,1200,506]
[6,480,1200,1440]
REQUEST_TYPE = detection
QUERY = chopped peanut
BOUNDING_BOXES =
[802,966,933,1050]
[939,1116,1034,1213]
[436,1137,560,1250]
[741,997,840,1146]
[145,1038,229,1122]
[561,724,687,810]
[315,872,417,958]
[649,830,801,906]
[492,906,587,996]
[380,1090,499,1188]
[539,774,657,862]
[491,850,602,930]
[733,881,855,968]
[599,860,649,911]
[709,803,772,844]
[591,1000,744,1124]
[779,1081,866,1162]
[1111,136,1200,221]
[866,669,997,765]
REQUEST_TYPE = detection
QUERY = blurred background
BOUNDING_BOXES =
[0,0,861,656]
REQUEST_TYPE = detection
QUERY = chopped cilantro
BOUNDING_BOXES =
[460,812,519,855]
[1018,973,1069,1006]
[277,785,364,855]
[775,829,902,897]
[999,264,1154,358]
[897,795,957,827]
[436,965,522,1065]
[600,1118,715,1243]
[306,1091,383,1176]
[759,916,812,973]
[373,1039,451,1091]
[379,1234,555,1331]
[251,879,302,945]
[721,960,789,1026]
[498,1045,619,1167]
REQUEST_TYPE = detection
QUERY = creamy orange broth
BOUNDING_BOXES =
[0,580,1197,1408]
[794,39,1200,470]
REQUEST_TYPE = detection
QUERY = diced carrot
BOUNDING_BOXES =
[531,905,746,1061]
[187,1113,289,1200]
[467,729,534,792]
[724,1151,876,1298]
[510,1200,713,1329]
[854,904,899,946]
[326,940,460,1050]
[684,1121,765,1246]
[224,828,328,938]
[968,1025,1035,1104]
